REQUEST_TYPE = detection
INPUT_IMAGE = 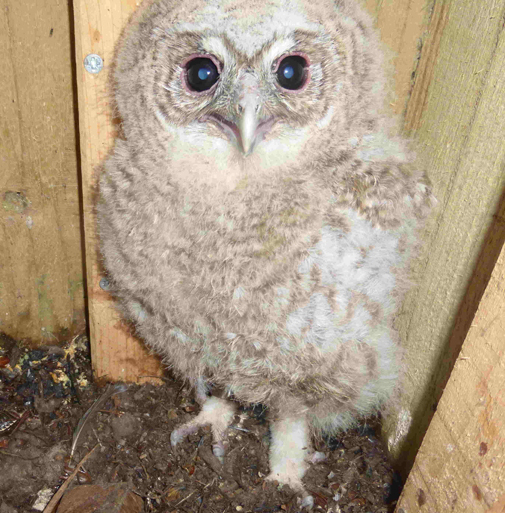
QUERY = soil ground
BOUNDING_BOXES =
[0,334,401,513]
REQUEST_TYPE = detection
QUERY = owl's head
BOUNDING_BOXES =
[114,0,390,191]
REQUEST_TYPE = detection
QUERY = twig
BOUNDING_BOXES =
[198,494,206,513]
[197,478,217,513]
[70,383,128,461]
[5,410,30,437]
[92,428,104,449]
[43,444,98,513]
[175,490,196,506]
[141,462,150,480]
[0,450,40,461]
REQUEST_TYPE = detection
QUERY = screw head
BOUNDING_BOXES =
[84,54,104,74]
[99,278,111,291]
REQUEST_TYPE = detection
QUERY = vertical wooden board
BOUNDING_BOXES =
[0,0,85,343]
[385,0,505,472]
[73,0,164,383]
[395,240,505,513]
[364,0,432,114]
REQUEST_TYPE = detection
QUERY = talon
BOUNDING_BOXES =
[170,430,180,447]
[170,428,188,448]
[212,441,226,464]
[170,396,236,459]
[300,495,314,510]
[310,451,327,464]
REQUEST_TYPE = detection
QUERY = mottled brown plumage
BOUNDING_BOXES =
[99,0,434,502]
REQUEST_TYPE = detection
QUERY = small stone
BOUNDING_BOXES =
[31,488,54,511]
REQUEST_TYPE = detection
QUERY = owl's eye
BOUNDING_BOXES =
[185,57,220,92]
[276,55,308,90]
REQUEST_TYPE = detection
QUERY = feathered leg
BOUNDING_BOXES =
[266,415,315,509]
[170,378,236,462]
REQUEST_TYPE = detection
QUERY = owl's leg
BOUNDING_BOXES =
[170,381,236,463]
[194,376,211,404]
[266,416,314,509]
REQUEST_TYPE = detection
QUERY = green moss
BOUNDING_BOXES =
[2,191,30,213]
[68,279,83,299]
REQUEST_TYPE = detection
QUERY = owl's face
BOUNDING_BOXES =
[116,0,384,192]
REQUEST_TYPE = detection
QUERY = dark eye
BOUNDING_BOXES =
[185,57,220,92]
[276,55,308,90]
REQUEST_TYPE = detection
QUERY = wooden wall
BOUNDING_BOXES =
[0,0,85,344]
[396,239,505,513]
[73,0,164,384]
[376,0,505,477]
[2,0,504,492]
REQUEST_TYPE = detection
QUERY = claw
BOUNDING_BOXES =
[212,440,226,464]
[170,396,236,461]
[300,495,315,510]
[309,451,327,464]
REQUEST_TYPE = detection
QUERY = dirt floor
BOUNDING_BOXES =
[0,334,402,513]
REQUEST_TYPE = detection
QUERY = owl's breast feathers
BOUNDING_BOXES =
[100,151,433,409]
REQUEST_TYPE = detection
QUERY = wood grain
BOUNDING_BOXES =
[387,0,505,474]
[73,0,163,383]
[395,239,505,513]
[364,0,432,115]
[0,0,85,343]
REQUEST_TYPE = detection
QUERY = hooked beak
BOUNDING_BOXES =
[235,88,276,155]
[202,72,276,155]
[238,97,259,155]
[236,72,262,155]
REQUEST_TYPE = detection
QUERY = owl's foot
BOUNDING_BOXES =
[266,416,314,509]
[310,451,327,464]
[170,396,236,462]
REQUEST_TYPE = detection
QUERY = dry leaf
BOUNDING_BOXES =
[56,484,143,513]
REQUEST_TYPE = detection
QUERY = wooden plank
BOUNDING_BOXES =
[364,0,432,115]
[0,0,85,343]
[395,239,505,513]
[384,0,505,473]
[73,0,164,383]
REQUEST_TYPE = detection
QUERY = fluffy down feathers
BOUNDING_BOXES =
[99,0,434,495]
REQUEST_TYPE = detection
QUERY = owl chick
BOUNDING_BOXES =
[99,0,434,501]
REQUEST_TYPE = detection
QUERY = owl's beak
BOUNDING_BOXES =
[238,100,258,155]
[236,80,261,155]
[237,103,276,155]
[236,72,272,155]
[205,74,274,154]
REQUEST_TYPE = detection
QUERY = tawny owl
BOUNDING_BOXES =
[98,0,434,503]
